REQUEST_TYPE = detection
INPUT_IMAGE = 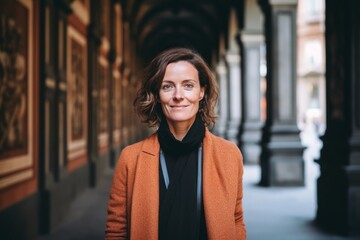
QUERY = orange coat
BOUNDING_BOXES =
[106,129,246,240]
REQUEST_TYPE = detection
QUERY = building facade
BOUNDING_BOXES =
[297,0,326,132]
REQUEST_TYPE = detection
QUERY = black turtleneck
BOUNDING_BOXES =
[158,114,207,240]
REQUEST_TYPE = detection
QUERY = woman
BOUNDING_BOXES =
[106,48,246,240]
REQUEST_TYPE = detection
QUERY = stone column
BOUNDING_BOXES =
[316,0,360,236]
[55,2,72,180]
[239,0,264,164]
[108,0,120,168]
[226,51,242,144]
[215,57,229,138]
[259,0,304,186]
[88,0,102,187]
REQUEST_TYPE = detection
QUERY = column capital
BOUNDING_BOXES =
[269,0,297,6]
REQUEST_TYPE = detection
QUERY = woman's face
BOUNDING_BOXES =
[159,61,205,127]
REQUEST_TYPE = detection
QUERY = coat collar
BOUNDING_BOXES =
[141,132,160,156]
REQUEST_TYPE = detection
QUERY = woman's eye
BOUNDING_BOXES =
[184,83,194,88]
[162,84,172,90]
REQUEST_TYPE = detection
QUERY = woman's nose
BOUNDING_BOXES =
[173,87,183,100]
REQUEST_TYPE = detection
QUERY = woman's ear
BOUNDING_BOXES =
[200,86,206,100]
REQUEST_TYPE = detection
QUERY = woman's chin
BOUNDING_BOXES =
[166,115,196,124]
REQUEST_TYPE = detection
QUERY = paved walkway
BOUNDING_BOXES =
[38,126,358,240]
[37,169,113,240]
[244,124,356,240]
[243,166,356,240]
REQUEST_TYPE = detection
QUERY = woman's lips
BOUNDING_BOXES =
[171,105,188,108]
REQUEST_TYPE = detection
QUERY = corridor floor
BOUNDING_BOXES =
[38,126,358,240]
[243,165,357,240]
[37,166,357,240]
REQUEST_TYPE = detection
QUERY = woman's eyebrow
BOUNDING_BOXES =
[162,79,196,83]
[161,80,174,83]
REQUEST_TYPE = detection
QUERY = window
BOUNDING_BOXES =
[304,40,322,71]
[305,0,322,22]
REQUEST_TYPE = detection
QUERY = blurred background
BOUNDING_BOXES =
[0,0,359,239]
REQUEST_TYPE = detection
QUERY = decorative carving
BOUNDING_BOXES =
[67,25,87,160]
[0,0,35,194]
[0,13,28,158]
[70,39,85,140]
[99,63,109,134]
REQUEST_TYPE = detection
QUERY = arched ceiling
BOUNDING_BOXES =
[123,0,238,65]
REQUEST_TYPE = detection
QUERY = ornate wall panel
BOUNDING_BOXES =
[0,0,38,210]
[65,0,89,171]
[98,54,109,154]
[66,13,88,171]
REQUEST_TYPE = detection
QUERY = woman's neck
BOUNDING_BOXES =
[166,119,196,141]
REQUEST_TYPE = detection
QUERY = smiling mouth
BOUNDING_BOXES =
[171,105,188,108]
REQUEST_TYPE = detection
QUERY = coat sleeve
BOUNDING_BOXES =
[235,150,246,239]
[105,149,129,240]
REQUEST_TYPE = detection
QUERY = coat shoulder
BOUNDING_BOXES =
[118,132,159,163]
[206,130,242,156]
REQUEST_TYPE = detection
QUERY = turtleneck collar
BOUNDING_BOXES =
[158,114,205,156]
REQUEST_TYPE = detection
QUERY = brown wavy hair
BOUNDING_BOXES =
[134,47,219,127]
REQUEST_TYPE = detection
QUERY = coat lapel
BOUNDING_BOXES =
[202,130,235,239]
[130,134,160,240]
[202,130,219,239]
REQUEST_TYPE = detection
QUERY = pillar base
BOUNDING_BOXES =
[260,126,305,186]
[242,143,261,165]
